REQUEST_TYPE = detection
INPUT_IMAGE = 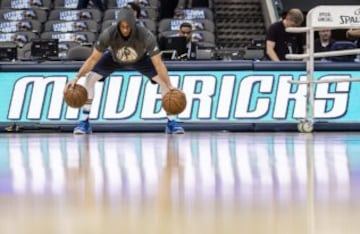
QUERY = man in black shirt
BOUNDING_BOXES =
[265,8,305,61]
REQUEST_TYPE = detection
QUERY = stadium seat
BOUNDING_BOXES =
[158,18,215,33]
[41,31,97,44]
[44,20,99,33]
[0,20,42,33]
[0,9,47,23]
[107,0,159,8]
[104,7,158,20]
[159,30,215,45]
[0,31,38,47]
[174,7,214,21]
[48,9,103,23]
[243,47,264,60]
[18,41,83,60]
[330,41,357,62]
[101,19,156,33]
[53,0,79,9]
[1,0,52,9]
[66,45,92,60]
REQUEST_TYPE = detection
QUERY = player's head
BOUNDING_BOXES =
[117,8,137,38]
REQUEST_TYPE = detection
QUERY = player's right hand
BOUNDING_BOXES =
[64,77,78,93]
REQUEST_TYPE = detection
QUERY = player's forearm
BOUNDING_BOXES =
[76,59,97,79]
[152,56,173,88]
[156,63,173,88]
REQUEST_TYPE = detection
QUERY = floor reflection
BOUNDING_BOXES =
[0,132,360,233]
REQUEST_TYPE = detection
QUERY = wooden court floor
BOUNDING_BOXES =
[0,132,360,234]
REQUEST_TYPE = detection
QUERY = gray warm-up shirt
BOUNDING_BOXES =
[94,8,160,64]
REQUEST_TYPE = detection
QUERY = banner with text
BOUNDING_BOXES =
[1,70,360,123]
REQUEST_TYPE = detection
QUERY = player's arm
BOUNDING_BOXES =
[145,30,173,89]
[65,48,103,89]
[151,54,173,89]
[67,29,110,88]
[75,48,103,79]
[266,40,280,61]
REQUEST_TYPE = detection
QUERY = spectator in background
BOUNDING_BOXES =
[159,0,179,19]
[77,0,106,12]
[314,29,335,61]
[346,29,360,62]
[127,2,141,19]
[265,8,305,61]
[178,22,196,60]
[346,29,360,48]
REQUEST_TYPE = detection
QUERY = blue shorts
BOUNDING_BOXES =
[92,50,157,84]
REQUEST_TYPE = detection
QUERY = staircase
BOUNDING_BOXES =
[213,0,266,50]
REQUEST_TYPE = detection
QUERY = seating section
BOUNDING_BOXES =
[213,0,265,51]
[44,20,99,32]
[1,0,52,9]
[0,9,48,22]
[48,9,103,22]
[0,0,264,60]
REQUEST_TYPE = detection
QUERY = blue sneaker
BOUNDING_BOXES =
[73,120,92,134]
[165,120,185,134]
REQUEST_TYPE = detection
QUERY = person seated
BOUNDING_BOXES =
[177,22,197,60]
[265,8,305,61]
[346,29,360,48]
[346,29,360,61]
[314,29,336,61]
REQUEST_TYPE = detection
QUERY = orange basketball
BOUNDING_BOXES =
[162,89,187,115]
[64,84,88,108]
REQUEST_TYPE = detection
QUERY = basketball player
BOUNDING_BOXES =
[65,7,184,134]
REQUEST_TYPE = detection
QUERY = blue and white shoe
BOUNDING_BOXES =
[73,120,92,135]
[165,120,185,134]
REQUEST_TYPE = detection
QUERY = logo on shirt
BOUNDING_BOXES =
[116,47,138,62]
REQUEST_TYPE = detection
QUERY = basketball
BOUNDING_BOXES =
[64,84,88,108]
[162,89,187,115]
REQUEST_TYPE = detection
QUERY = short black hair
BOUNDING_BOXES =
[180,22,192,29]
[127,2,141,19]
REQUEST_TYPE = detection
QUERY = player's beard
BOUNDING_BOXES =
[121,32,131,41]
